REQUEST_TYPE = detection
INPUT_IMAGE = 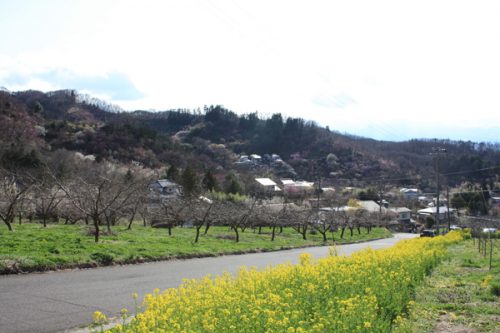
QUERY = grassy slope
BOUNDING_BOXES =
[0,223,392,274]
[395,238,500,333]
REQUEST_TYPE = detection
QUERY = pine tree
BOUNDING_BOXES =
[166,164,179,182]
[202,169,218,192]
[181,166,198,197]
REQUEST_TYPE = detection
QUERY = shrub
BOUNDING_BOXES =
[491,283,500,297]
[90,252,114,265]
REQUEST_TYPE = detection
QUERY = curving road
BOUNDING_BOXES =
[0,233,418,333]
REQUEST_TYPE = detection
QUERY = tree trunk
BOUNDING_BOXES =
[357,227,361,234]
[320,230,327,242]
[93,217,100,243]
[194,226,201,243]
[106,219,112,233]
[301,226,307,240]
[168,226,172,236]
[233,226,239,242]
[258,226,262,234]
[3,219,13,231]
[43,216,47,227]
[204,222,211,235]
[349,227,354,237]
[279,226,283,233]
[127,214,135,230]
[18,213,22,225]
[340,227,345,239]
[127,211,136,230]
[271,225,276,241]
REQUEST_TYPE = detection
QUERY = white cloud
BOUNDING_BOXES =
[1,0,500,141]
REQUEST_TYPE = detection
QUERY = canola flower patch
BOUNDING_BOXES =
[106,232,463,333]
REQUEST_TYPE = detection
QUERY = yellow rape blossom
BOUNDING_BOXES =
[101,231,463,333]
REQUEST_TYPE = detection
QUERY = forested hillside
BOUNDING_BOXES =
[1,89,500,190]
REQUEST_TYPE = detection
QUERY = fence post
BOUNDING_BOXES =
[489,233,493,271]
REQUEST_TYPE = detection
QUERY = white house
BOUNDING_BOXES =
[281,179,295,186]
[417,206,456,222]
[250,154,262,161]
[255,178,281,195]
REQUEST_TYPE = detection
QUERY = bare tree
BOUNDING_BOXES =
[218,198,257,242]
[125,175,152,230]
[16,194,34,224]
[32,176,64,227]
[310,210,332,242]
[188,196,220,243]
[126,193,146,230]
[253,201,300,241]
[290,207,313,240]
[351,209,370,235]
[359,211,380,233]
[138,202,150,227]
[250,206,266,235]
[150,197,188,236]
[58,199,84,225]
[335,209,352,239]
[0,169,33,231]
[56,163,138,242]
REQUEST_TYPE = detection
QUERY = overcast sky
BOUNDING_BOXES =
[1,0,500,142]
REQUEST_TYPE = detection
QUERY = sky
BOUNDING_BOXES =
[1,0,500,142]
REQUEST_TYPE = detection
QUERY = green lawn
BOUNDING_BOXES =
[394,238,500,333]
[0,222,392,274]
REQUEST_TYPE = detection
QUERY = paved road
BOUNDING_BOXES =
[0,233,418,333]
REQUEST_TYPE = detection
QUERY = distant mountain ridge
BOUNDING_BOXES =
[1,89,499,190]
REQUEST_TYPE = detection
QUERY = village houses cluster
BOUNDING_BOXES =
[147,167,489,233]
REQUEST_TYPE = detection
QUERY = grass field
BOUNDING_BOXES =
[0,222,392,274]
[394,238,500,333]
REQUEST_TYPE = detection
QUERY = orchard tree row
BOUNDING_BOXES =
[0,150,389,243]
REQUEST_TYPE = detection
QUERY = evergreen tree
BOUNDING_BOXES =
[124,169,134,183]
[224,172,243,195]
[181,166,198,197]
[202,169,218,192]
[166,164,179,182]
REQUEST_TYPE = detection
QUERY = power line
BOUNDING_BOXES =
[442,165,500,176]
[330,165,500,186]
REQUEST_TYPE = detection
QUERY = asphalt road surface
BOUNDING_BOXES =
[0,233,418,333]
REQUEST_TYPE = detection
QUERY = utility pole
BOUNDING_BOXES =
[377,178,385,215]
[446,185,451,232]
[316,176,322,211]
[431,147,447,232]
